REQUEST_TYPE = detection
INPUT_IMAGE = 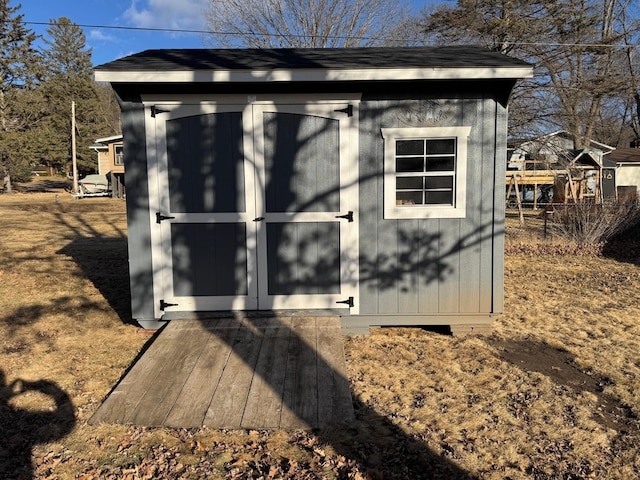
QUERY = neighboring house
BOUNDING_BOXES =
[95,46,532,333]
[91,134,125,198]
[507,131,617,204]
[606,148,640,199]
[508,130,615,168]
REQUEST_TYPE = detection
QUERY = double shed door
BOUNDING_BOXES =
[148,100,359,318]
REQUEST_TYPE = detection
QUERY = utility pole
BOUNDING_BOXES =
[72,100,78,194]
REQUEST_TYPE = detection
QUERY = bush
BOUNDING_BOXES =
[547,201,640,245]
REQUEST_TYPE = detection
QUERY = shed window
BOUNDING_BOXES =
[382,127,471,219]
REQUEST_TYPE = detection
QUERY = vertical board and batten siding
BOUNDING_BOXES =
[121,102,157,323]
[492,101,508,314]
[357,95,504,321]
[119,89,509,328]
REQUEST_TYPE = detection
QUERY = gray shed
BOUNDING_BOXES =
[95,46,532,333]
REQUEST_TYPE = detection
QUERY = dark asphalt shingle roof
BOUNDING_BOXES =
[608,148,640,163]
[95,46,531,72]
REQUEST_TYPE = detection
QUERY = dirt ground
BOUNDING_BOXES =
[1,178,640,479]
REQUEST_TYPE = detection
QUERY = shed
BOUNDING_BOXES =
[94,46,532,333]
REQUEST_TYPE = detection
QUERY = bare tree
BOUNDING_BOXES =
[203,0,412,48]
[531,0,632,148]
[421,0,639,147]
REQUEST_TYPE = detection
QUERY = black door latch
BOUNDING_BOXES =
[336,296,354,308]
[156,212,176,223]
[160,299,178,311]
[335,211,354,222]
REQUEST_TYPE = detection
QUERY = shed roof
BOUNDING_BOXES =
[94,46,532,84]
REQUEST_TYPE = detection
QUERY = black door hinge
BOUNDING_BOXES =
[336,296,354,308]
[150,106,169,118]
[334,105,353,117]
[335,211,354,222]
[156,212,175,223]
[160,299,178,311]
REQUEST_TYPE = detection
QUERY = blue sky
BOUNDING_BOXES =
[19,0,437,67]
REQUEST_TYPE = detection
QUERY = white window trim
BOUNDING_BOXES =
[382,126,471,219]
[114,144,124,166]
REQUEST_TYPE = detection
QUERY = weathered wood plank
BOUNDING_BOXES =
[89,321,192,425]
[91,316,353,430]
[163,318,239,428]
[280,317,318,429]
[128,321,213,426]
[316,318,354,428]
[202,318,267,428]
[240,318,292,429]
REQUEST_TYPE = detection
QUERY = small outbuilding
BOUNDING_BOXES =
[95,46,532,333]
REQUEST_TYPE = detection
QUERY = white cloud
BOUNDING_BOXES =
[90,30,117,42]
[123,0,208,30]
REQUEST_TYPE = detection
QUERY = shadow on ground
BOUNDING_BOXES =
[57,236,132,325]
[0,370,75,480]
[14,179,70,193]
[489,338,639,435]
[602,221,640,266]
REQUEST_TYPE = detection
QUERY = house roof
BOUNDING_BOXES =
[95,134,123,144]
[606,148,640,164]
[94,46,533,84]
[607,148,640,164]
[513,130,616,153]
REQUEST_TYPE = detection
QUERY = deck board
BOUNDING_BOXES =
[164,318,239,428]
[89,316,353,430]
[241,318,292,429]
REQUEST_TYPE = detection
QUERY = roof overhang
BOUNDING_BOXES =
[95,66,533,84]
[95,134,124,143]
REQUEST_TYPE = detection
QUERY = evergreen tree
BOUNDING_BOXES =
[40,17,111,174]
[0,0,43,190]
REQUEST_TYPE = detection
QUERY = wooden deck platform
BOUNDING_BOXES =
[89,317,354,430]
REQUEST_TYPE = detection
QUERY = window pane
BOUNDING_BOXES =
[396,176,423,189]
[424,191,453,205]
[426,139,455,155]
[426,156,455,172]
[397,191,423,205]
[396,140,424,155]
[396,157,423,172]
[425,176,453,190]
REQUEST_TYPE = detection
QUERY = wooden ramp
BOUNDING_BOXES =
[89,317,354,430]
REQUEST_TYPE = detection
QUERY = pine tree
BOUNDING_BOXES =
[0,0,42,191]
[40,17,111,173]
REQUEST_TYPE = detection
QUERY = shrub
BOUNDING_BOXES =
[547,201,640,245]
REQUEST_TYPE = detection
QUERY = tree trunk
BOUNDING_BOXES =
[1,152,12,193]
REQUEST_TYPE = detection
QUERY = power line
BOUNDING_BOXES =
[20,20,359,41]
[24,20,220,36]
[15,20,640,48]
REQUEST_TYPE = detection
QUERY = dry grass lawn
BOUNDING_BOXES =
[1,180,639,479]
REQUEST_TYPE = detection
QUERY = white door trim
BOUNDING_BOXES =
[145,98,360,317]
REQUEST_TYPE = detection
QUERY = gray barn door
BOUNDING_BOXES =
[148,101,358,318]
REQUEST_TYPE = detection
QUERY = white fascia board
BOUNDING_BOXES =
[95,134,123,143]
[95,66,533,83]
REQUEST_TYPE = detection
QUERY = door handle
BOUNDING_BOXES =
[253,217,265,222]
